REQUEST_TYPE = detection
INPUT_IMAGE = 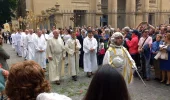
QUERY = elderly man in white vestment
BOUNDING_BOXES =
[103,32,137,84]
[65,31,81,81]
[46,29,65,85]
[26,29,37,60]
[83,30,98,78]
[34,30,47,70]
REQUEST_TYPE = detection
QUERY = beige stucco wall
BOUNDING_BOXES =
[26,0,170,29]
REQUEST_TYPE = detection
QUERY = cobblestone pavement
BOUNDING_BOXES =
[4,43,170,100]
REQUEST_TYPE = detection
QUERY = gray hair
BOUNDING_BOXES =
[81,29,86,33]
[105,28,110,33]
[123,26,130,32]
[53,29,60,34]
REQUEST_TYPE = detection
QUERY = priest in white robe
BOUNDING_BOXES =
[26,29,37,60]
[34,30,47,70]
[11,32,15,49]
[15,30,22,57]
[65,31,81,81]
[13,31,18,52]
[20,31,26,58]
[23,30,29,60]
[83,30,98,78]
[103,32,137,84]
[46,29,65,85]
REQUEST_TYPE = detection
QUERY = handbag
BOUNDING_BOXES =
[98,48,105,55]
[154,44,168,60]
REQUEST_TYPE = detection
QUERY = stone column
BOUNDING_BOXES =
[130,0,136,28]
[143,0,149,22]
[26,0,31,10]
[108,0,117,28]
[96,0,102,26]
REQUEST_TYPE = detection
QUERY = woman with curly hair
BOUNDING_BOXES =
[5,60,50,100]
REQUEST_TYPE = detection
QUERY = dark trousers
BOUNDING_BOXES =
[8,37,12,44]
[4,37,7,43]
[98,54,104,65]
[131,54,140,67]
[131,54,142,77]
[79,52,84,68]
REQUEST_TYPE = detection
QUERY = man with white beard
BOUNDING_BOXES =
[26,29,37,60]
[34,30,47,70]
[83,30,98,78]
[65,31,81,81]
[15,29,22,57]
[46,29,65,85]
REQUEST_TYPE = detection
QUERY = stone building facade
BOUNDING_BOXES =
[24,0,170,30]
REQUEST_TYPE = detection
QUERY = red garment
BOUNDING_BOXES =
[126,34,139,54]
[76,32,80,36]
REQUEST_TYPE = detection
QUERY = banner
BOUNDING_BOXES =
[3,23,10,32]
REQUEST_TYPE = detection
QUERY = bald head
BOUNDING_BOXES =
[53,29,60,39]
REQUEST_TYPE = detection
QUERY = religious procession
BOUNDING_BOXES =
[1,22,170,100]
[1,21,170,99]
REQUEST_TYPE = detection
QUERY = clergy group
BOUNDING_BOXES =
[11,28,98,85]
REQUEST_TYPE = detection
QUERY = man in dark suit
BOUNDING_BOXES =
[77,29,86,68]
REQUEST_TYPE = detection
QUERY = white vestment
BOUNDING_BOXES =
[26,33,37,60]
[63,34,71,43]
[46,37,65,81]
[15,32,22,56]
[65,38,81,76]
[13,33,18,52]
[36,93,72,100]
[83,37,98,72]
[34,35,47,68]
[103,46,136,84]
[11,33,15,49]
[20,32,26,57]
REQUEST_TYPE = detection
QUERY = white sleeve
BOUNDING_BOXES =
[83,38,90,53]
[93,38,98,51]
[102,50,110,65]
[76,39,81,50]
[65,40,74,56]
[124,47,137,69]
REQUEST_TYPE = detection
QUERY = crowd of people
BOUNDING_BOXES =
[0,21,170,99]
[8,22,170,85]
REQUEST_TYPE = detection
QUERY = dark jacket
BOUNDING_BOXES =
[0,46,10,70]
[77,35,84,54]
[123,33,132,51]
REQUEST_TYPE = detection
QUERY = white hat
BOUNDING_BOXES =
[110,32,124,44]
[36,93,72,100]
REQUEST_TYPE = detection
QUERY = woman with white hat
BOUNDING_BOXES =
[103,32,137,84]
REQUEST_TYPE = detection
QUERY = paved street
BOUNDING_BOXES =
[4,43,170,100]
